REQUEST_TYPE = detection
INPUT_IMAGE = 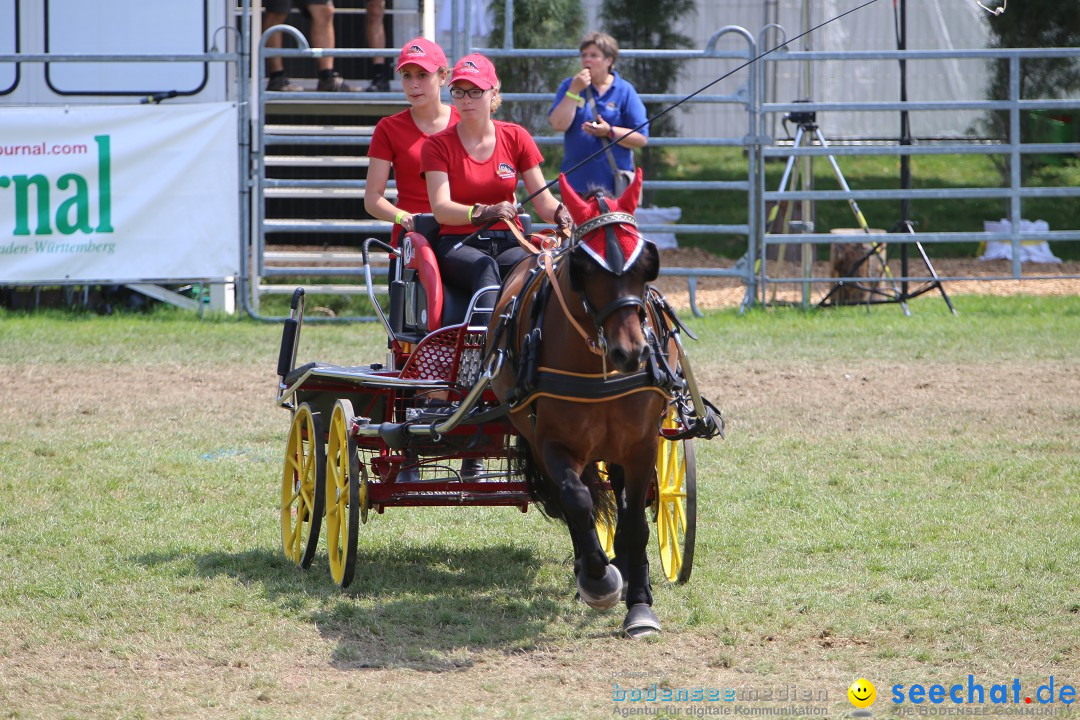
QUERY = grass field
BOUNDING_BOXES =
[1,295,1078,719]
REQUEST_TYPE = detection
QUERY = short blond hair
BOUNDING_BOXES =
[490,84,502,113]
[580,32,619,67]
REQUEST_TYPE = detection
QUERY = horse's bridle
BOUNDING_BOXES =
[572,194,648,349]
[581,285,647,346]
[570,210,639,246]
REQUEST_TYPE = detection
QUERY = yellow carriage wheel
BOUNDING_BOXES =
[654,409,697,583]
[325,399,360,588]
[281,402,324,568]
[594,462,616,559]
[358,461,370,525]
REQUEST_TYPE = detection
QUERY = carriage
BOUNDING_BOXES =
[276,174,722,635]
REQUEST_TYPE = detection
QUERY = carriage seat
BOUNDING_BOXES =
[389,213,531,340]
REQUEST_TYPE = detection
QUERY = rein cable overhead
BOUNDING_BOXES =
[516,0,884,210]
[453,0,882,247]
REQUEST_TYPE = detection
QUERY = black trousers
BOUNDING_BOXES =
[434,231,529,299]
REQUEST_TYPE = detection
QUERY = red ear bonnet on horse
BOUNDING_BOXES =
[558,169,646,275]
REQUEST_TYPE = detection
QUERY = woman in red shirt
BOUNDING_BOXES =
[364,37,459,247]
[421,53,571,300]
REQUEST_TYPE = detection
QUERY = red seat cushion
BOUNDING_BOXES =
[402,231,444,329]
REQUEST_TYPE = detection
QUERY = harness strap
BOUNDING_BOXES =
[509,222,568,257]
[509,375,669,414]
[540,253,606,356]
[648,286,698,341]
[592,294,647,329]
[532,368,661,399]
[500,221,534,254]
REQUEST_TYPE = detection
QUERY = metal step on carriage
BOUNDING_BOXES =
[275,214,705,590]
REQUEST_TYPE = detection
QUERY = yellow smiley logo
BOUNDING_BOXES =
[848,678,876,709]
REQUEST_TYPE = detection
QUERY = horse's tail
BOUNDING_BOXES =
[582,462,617,531]
[513,436,562,520]
[513,436,616,528]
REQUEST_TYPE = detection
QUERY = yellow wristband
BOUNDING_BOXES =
[467,204,476,222]
[564,91,583,102]
[394,210,406,225]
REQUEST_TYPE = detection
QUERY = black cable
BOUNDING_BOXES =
[454,0,885,247]
[516,0,885,209]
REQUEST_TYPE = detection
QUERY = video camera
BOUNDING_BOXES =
[784,99,817,129]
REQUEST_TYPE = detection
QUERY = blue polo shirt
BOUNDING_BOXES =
[548,71,649,195]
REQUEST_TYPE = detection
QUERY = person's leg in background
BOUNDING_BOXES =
[305,0,353,91]
[264,0,302,91]
[365,0,390,92]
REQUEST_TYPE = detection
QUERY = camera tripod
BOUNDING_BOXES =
[766,109,955,314]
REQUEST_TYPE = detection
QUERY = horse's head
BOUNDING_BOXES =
[559,169,659,373]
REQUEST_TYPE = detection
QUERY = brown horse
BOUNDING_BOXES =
[488,169,671,636]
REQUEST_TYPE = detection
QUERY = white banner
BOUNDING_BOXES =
[0,103,239,283]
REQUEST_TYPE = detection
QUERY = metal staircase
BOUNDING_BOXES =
[253,92,408,307]
[245,0,431,314]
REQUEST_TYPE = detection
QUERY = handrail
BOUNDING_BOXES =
[0,53,239,63]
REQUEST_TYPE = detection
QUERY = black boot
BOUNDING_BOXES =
[317,70,352,92]
[366,63,390,92]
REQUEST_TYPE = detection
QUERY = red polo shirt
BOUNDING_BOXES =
[420,120,543,235]
[368,106,460,243]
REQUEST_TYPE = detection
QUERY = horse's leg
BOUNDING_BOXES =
[620,448,661,638]
[606,464,630,599]
[541,444,623,611]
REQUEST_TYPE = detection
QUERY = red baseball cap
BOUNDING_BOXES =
[450,53,499,90]
[395,37,447,73]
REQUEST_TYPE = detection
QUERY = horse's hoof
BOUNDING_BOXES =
[623,603,661,638]
[577,565,623,611]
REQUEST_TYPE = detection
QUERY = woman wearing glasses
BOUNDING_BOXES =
[364,37,459,247]
[421,53,572,302]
